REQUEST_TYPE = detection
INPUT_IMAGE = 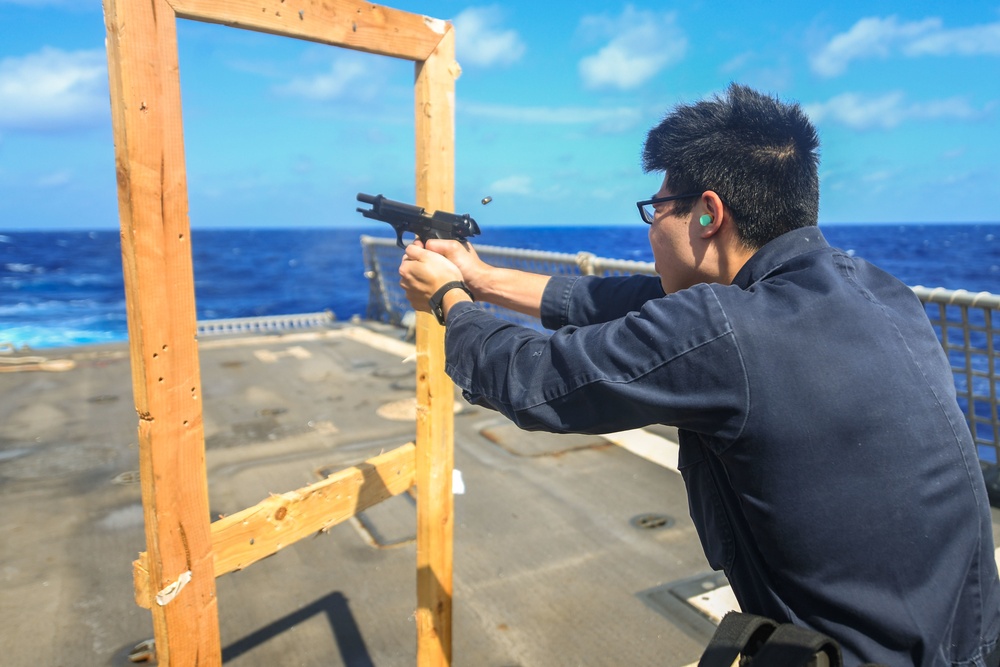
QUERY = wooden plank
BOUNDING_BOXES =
[103,0,222,662]
[167,0,449,62]
[211,442,416,576]
[134,443,417,607]
[413,25,458,667]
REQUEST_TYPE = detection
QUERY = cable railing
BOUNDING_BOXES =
[197,311,336,337]
[361,235,1000,466]
[911,287,1000,465]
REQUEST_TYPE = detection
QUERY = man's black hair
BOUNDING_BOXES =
[642,83,821,249]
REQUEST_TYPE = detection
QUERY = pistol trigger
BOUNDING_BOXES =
[395,231,405,249]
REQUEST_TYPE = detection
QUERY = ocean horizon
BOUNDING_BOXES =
[3,223,1000,350]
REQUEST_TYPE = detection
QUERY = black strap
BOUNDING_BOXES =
[751,623,842,666]
[428,280,473,325]
[697,612,844,667]
[697,612,779,667]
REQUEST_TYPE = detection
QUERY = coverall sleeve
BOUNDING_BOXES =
[443,282,748,439]
[540,274,666,330]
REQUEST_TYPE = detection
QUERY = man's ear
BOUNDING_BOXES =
[697,191,726,237]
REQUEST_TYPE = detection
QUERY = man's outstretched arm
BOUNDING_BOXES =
[424,239,551,319]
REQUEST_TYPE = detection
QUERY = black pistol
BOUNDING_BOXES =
[356,193,481,249]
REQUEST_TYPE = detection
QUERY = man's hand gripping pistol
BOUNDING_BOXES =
[356,193,481,248]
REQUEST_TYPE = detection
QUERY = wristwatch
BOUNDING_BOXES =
[428,281,474,325]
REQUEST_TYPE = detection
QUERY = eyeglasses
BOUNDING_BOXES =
[636,193,702,225]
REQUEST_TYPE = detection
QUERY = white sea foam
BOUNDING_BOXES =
[0,299,85,316]
[0,324,125,349]
[5,263,37,273]
[69,274,114,286]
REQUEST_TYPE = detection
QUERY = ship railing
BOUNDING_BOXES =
[911,287,1000,467]
[197,310,335,337]
[361,235,1000,466]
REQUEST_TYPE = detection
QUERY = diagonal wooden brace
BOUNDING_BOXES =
[134,443,417,608]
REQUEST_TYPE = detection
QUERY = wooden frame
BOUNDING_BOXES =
[102,1,458,664]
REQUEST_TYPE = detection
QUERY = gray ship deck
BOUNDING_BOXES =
[0,322,720,666]
[3,320,997,666]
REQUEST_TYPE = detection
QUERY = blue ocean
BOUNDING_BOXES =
[2,224,1000,350]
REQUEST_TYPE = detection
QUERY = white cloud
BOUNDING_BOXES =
[720,52,755,74]
[0,47,108,131]
[812,16,1000,77]
[862,169,893,183]
[804,91,983,130]
[36,170,73,188]
[904,22,1000,57]
[273,56,369,101]
[860,168,896,195]
[453,6,525,68]
[0,0,91,6]
[578,6,686,91]
[462,102,641,132]
[488,175,532,195]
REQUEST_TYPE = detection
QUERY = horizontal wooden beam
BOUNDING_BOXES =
[135,442,417,608]
[167,0,449,61]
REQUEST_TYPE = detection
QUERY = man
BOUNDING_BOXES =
[398,84,1000,666]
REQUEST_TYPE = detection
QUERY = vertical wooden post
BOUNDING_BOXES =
[413,25,458,667]
[103,0,221,663]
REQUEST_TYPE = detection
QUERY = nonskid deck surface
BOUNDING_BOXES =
[4,321,988,666]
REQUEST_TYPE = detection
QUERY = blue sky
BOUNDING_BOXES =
[1,0,998,230]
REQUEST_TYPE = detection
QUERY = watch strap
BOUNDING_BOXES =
[428,281,474,325]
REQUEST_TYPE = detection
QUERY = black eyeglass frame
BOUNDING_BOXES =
[636,193,703,225]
